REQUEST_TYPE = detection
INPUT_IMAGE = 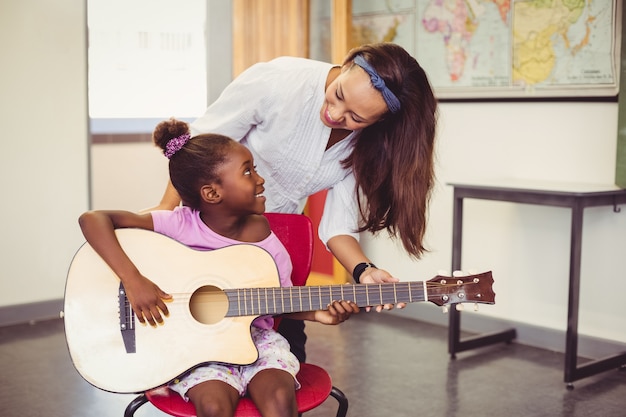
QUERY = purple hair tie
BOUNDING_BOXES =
[164,133,191,159]
[353,55,401,114]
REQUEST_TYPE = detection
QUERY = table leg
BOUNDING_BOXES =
[564,202,583,387]
[449,193,516,359]
[449,192,463,358]
[564,203,626,388]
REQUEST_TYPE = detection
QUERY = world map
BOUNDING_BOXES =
[351,0,619,99]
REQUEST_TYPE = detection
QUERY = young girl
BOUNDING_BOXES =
[79,118,357,417]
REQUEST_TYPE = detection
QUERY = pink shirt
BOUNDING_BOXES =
[151,207,293,329]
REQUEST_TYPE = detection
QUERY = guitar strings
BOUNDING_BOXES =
[150,281,477,302]
[126,281,486,322]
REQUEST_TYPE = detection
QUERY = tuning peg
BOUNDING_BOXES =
[468,268,478,275]
[474,303,479,311]
[437,269,449,276]
[455,304,464,311]
[442,305,449,314]
[453,270,469,277]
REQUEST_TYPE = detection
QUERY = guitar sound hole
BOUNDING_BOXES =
[189,285,228,325]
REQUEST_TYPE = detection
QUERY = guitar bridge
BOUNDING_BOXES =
[118,283,136,353]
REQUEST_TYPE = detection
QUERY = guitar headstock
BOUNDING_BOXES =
[426,271,495,307]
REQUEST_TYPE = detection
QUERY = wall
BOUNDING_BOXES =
[615,2,626,187]
[0,0,89,322]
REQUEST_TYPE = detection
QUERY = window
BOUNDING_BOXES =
[87,0,207,120]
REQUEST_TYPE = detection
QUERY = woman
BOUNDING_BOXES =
[154,42,438,360]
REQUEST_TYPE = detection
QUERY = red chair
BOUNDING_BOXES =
[124,213,348,417]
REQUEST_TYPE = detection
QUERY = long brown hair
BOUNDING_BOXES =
[341,43,438,258]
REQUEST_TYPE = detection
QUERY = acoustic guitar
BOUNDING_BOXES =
[63,228,495,393]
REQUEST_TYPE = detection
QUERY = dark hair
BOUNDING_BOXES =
[153,118,236,209]
[342,43,438,259]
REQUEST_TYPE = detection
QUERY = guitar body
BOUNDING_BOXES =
[63,228,280,394]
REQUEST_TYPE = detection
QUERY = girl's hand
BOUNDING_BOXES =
[122,274,172,326]
[314,300,359,325]
[359,267,407,312]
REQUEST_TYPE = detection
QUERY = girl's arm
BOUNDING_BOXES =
[78,210,172,326]
[285,300,358,325]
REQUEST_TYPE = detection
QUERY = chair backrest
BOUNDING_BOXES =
[264,213,313,287]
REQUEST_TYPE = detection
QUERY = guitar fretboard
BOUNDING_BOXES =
[224,282,427,317]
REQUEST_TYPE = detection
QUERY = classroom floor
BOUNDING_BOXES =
[1,312,625,417]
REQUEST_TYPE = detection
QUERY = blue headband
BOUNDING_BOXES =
[352,55,401,114]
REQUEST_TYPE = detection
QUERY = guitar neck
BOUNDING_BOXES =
[224,282,427,317]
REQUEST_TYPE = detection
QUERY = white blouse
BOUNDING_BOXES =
[190,56,361,245]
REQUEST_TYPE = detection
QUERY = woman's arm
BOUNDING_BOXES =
[318,175,404,310]
[317,176,386,281]
[78,210,172,325]
[326,235,393,283]
[327,234,405,312]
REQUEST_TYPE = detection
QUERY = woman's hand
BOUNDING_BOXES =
[326,235,406,312]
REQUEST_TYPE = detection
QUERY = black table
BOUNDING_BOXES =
[448,180,626,388]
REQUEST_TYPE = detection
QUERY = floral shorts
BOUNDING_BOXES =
[169,327,301,399]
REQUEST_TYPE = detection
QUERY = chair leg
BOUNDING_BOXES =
[330,386,349,417]
[124,393,149,417]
